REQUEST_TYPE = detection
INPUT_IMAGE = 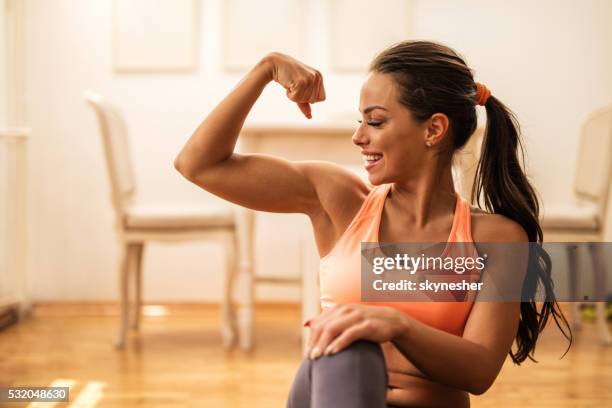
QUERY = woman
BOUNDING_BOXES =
[174,40,572,407]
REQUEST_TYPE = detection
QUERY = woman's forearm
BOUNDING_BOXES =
[174,54,275,177]
[392,314,497,395]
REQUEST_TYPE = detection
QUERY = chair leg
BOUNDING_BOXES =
[131,243,144,330]
[236,208,255,351]
[115,243,134,348]
[566,244,582,331]
[237,264,254,351]
[221,233,238,349]
[595,302,612,345]
[588,244,612,345]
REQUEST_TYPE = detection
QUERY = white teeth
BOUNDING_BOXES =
[363,154,383,161]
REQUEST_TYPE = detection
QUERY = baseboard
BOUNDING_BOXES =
[29,301,302,317]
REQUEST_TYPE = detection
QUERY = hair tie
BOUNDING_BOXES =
[475,82,491,106]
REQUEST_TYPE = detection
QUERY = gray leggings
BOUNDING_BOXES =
[286,339,402,408]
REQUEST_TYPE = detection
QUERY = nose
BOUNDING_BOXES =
[351,125,369,147]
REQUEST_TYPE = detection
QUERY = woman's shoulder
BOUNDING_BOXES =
[299,160,371,229]
[301,160,370,205]
[470,207,529,243]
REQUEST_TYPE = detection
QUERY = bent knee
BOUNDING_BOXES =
[339,339,384,357]
[314,340,386,371]
[310,340,388,399]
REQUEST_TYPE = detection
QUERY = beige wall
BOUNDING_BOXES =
[23,0,612,301]
[0,0,6,128]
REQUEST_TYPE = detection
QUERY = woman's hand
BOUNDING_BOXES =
[304,303,409,359]
[266,52,326,119]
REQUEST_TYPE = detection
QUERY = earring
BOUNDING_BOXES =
[426,141,432,147]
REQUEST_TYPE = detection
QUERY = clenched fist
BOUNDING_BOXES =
[267,52,326,119]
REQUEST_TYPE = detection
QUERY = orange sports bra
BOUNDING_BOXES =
[319,183,481,337]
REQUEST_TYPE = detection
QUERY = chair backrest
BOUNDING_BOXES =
[573,104,612,222]
[574,105,612,198]
[83,91,136,219]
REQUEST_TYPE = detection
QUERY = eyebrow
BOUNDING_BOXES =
[359,105,389,114]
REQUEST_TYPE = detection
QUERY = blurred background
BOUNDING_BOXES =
[1,0,611,406]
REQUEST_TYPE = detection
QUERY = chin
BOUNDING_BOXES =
[366,173,386,186]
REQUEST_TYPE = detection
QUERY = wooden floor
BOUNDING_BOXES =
[0,302,610,407]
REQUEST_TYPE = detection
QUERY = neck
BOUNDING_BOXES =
[387,161,457,229]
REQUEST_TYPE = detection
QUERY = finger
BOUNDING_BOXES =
[307,74,320,104]
[310,311,362,359]
[303,74,318,103]
[297,101,311,118]
[306,304,345,350]
[286,80,303,101]
[312,310,361,354]
[324,321,371,356]
[316,74,326,102]
[291,77,310,101]
[312,73,325,103]
[297,102,311,119]
[307,305,356,353]
[286,82,298,100]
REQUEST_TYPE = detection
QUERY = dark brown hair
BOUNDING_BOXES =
[369,40,572,364]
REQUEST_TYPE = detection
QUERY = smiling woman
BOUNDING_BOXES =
[174,41,572,407]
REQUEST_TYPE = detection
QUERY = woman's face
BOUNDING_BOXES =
[352,71,437,186]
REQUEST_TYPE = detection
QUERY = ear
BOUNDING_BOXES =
[424,113,450,147]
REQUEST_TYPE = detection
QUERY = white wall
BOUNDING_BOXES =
[23,0,612,301]
[0,0,6,128]
[0,0,5,301]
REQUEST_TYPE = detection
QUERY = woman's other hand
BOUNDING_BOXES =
[304,303,410,359]
[267,52,326,119]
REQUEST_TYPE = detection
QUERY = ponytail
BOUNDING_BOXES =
[474,96,573,363]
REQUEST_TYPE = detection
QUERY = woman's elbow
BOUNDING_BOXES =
[174,155,196,180]
[469,383,488,396]
[469,375,495,396]
[173,156,186,174]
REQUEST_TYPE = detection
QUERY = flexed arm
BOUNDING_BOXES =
[174,52,330,215]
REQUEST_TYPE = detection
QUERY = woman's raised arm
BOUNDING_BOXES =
[174,52,340,216]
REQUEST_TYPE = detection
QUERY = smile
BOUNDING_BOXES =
[362,154,383,171]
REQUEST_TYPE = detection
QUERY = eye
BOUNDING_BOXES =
[356,120,383,128]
